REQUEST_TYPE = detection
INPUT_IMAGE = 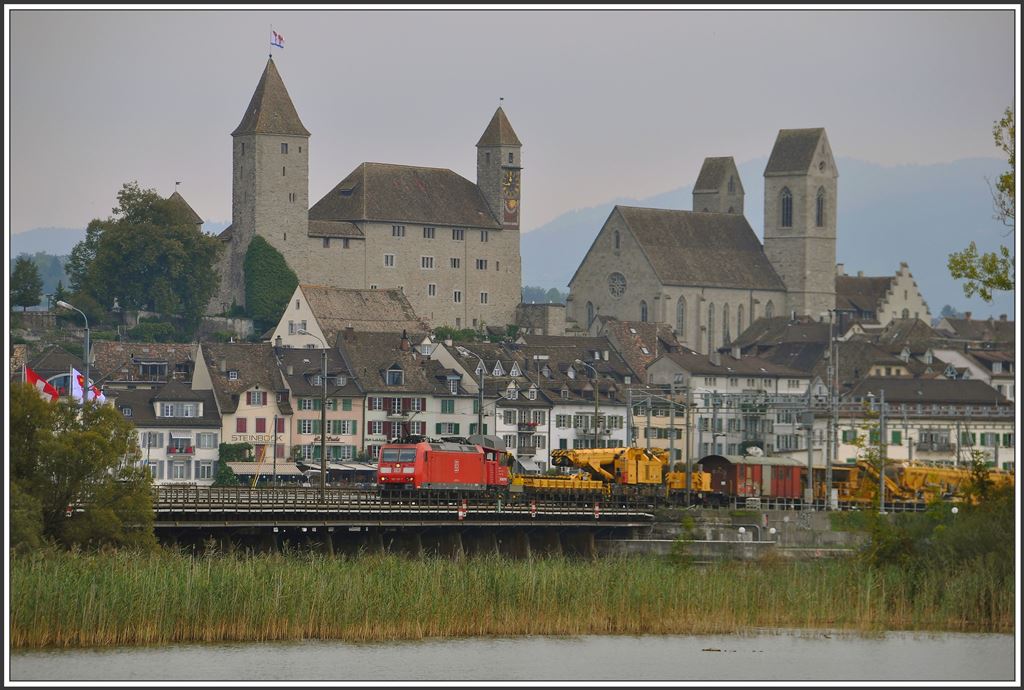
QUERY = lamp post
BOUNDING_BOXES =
[458,346,487,436]
[298,329,328,501]
[575,359,599,449]
[56,300,89,407]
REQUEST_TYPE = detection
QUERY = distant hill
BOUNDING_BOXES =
[9,221,231,258]
[521,156,1014,319]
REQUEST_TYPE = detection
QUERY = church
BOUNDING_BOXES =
[212,57,524,330]
[565,128,839,354]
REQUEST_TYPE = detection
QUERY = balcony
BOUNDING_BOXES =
[915,442,953,453]
[386,410,410,419]
[167,446,195,456]
[517,422,541,432]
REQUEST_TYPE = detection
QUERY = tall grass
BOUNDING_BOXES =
[10,548,1013,649]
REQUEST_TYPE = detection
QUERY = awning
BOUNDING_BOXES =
[515,458,544,474]
[226,462,305,476]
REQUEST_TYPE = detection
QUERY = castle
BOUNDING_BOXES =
[212,57,523,330]
[565,129,839,354]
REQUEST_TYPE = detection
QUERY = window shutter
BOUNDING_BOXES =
[343,399,352,411]
[246,391,252,405]
[367,421,374,434]
[436,423,442,434]
[453,424,460,434]
[420,398,427,411]
[1003,433,1011,447]
[313,398,322,411]
[483,424,488,435]
[891,431,902,445]
[313,420,321,435]
[402,397,410,411]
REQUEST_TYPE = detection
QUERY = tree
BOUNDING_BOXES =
[243,235,298,331]
[11,256,43,311]
[66,181,223,334]
[948,107,1015,302]
[10,382,157,550]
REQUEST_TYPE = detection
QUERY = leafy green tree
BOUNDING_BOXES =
[66,181,223,334]
[10,382,157,550]
[11,256,43,311]
[212,462,240,487]
[243,235,298,331]
[53,279,70,305]
[948,107,1015,302]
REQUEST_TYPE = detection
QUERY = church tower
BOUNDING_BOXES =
[762,128,837,319]
[476,107,522,230]
[218,57,310,310]
[692,156,744,214]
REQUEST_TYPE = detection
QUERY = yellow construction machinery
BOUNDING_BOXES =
[818,461,1015,505]
[549,447,710,494]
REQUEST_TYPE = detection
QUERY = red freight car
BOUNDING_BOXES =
[700,454,805,505]
[377,438,510,492]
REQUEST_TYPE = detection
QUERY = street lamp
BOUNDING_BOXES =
[56,300,90,407]
[298,329,328,501]
[575,359,600,449]
[458,346,487,437]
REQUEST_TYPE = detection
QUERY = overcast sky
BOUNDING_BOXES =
[6,7,1017,236]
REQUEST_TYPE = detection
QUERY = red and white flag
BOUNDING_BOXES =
[71,367,106,403]
[271,30,284,49]
[25,366,59,402]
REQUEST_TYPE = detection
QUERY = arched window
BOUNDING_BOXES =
[640,300,648,323]
[737,304,744,334]
[765,300,775,319]
[816,187,826,227]
[614,230,620,250]
[707,303,715,353]
[587,301,595,328]
[722,304,730,344]
[676,296,686,338]
[728,176,736,194]
[902,308,910,319]
[781,188,793,228]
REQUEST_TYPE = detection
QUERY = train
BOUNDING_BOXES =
[374,434,1014,509]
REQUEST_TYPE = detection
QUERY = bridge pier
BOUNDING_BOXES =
[534,529,563,557]
[260,530,278,554]
[498,529,531,559]
[438,531,465,560]
[563,530,597,559]
[390,531,423,558]
[218,532,236,555]
[464,530,498,557]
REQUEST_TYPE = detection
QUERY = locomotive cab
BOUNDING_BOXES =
[377,437,510,493]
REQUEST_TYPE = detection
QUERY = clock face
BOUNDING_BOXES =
[608,272,627,298]
[502,170,520,197]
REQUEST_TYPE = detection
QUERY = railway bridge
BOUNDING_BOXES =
[152,487,655,558]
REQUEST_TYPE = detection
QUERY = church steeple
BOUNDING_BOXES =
[232,57,310,137]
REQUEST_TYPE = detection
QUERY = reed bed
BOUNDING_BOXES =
[9,549,1014,649]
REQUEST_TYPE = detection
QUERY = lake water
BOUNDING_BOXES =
[9,631,1016,682]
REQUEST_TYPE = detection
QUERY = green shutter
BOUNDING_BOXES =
[891,430,902,445]
[869,430,879,443]
[313,399,322,411]
[436,423,443,434]
[1003,433,1012,447]
[312,445,322,460]
[342,399,352,411]
[470,424,476,435]
[483,424,488,435]
[453,424,460,434]
[313,420,322,434]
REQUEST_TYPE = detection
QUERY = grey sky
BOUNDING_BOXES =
[7,8,1016,236]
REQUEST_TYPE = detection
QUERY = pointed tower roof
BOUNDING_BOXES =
[167,191,204,225]
[693,156,743,193]
[476,107,521,147]
[764,128,825,175]
[232,57,310,137]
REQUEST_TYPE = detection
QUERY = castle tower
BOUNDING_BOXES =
[762,128,837,319]
[692,156,744,214]
[476,107,522,230]
[217,57,310,310]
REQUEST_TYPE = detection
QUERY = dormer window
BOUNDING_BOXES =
[386,365,404,386]
[640,347,650,355]
[561,388,569,400]
[448,379,459,395]
[527,388,537,401]
[121,406,132,417]
[509,363,522,377]
[993,362,1003,374]
[475,361,485,376]
[492,362,505,377]
[924,350,934,364]
[506,385,518,400]
[900,348,910,363]
[228,370,239,380]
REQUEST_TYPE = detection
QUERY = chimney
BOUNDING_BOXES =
[731,345,741,360]
[344,326,354,341]
[1000,314,1007,321]
[710,350,721,366]
[857,271,864,278]
[400,330,411,352]
[836,263,845,276]
[444,338,453,347]
[603,350,609,361]
[219,358,226,373]
[287,364,293,375]
[964,312,972,320]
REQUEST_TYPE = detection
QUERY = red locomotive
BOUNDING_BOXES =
[377,436,510,492]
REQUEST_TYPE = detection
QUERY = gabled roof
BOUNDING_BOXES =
[845,377,1010,406]
[596,319,678,382]
[300,285,429,338]
[151,380,204,402]
[198,342,287,415]
[337,331,448,395]
[27,345,86,379]
[110,386,221,428]
[232,57,310,137]
[91,341,197,382]
[658,348,809,378]
[835,275,894,315]
[275,347,361,398]
[167,191,204,225]
[307,220,364,239]
[573,206,785,291]
[764,128,825,175]
[936,317,1016,344]
[476,107,521,147]
[874,319,941,352]
[693,157,742,193]
[309,162,501,229]
[733,316,832,352]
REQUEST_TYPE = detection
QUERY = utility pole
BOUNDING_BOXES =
[879,389,887,514]
[685,386,692,506]
[645,398,652,451]
[804,386,814,507]
[669,380,676,473]
[626,387,632,448]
